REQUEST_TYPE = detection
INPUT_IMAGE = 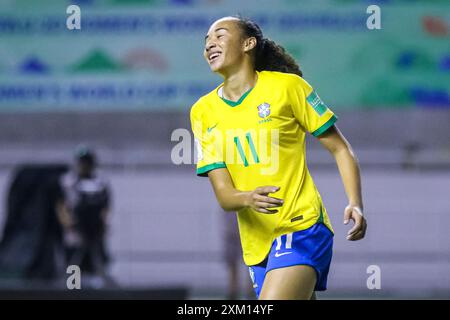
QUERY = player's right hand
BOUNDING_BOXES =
[246,186,283,214]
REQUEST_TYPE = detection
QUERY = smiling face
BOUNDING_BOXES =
[204,17,254,75]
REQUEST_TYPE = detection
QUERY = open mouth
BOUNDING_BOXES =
[208,52,222,63]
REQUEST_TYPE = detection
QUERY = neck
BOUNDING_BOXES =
[221,65,257,101]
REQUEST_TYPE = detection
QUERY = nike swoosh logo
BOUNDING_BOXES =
[274,252,292,258]
[207,123,218,133]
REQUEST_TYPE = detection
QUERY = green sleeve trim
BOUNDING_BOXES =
[311,114,338,137]
[196,162,227,177]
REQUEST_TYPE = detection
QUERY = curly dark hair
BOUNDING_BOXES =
[234,16,303,77]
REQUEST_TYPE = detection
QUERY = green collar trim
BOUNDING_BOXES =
[220,87,253,107]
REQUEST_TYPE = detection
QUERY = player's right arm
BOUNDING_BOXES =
[207,168,283,214]
[190,101,283,214]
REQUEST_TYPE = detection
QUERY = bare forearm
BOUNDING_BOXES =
[334,147,363,210]
[211,185,249,211]
[207,168,283,214]
[317,126,367,240]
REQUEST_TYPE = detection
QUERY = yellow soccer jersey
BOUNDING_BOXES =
[190,70,337,266]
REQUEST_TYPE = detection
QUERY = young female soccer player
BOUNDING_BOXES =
[190,16,367,300]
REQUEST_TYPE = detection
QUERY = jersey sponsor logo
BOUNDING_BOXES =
[274,251,292,258]
[257,102,271,118]
[207,123,218,133]
[307,90,328,116]
[291,215,303,222]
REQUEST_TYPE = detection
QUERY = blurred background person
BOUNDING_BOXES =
[56,146,112,288]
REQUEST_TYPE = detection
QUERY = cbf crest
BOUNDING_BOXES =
[257,102,270,118]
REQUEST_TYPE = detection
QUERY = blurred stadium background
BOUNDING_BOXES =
[0,0,449,299]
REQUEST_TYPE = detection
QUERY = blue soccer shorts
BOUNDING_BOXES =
[248,223,334,298]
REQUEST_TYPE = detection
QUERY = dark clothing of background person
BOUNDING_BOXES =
[57,169,110,276]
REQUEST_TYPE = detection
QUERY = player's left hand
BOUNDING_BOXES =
[343,205,367,241]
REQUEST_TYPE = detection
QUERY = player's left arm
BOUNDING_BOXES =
[317,125,367,241]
